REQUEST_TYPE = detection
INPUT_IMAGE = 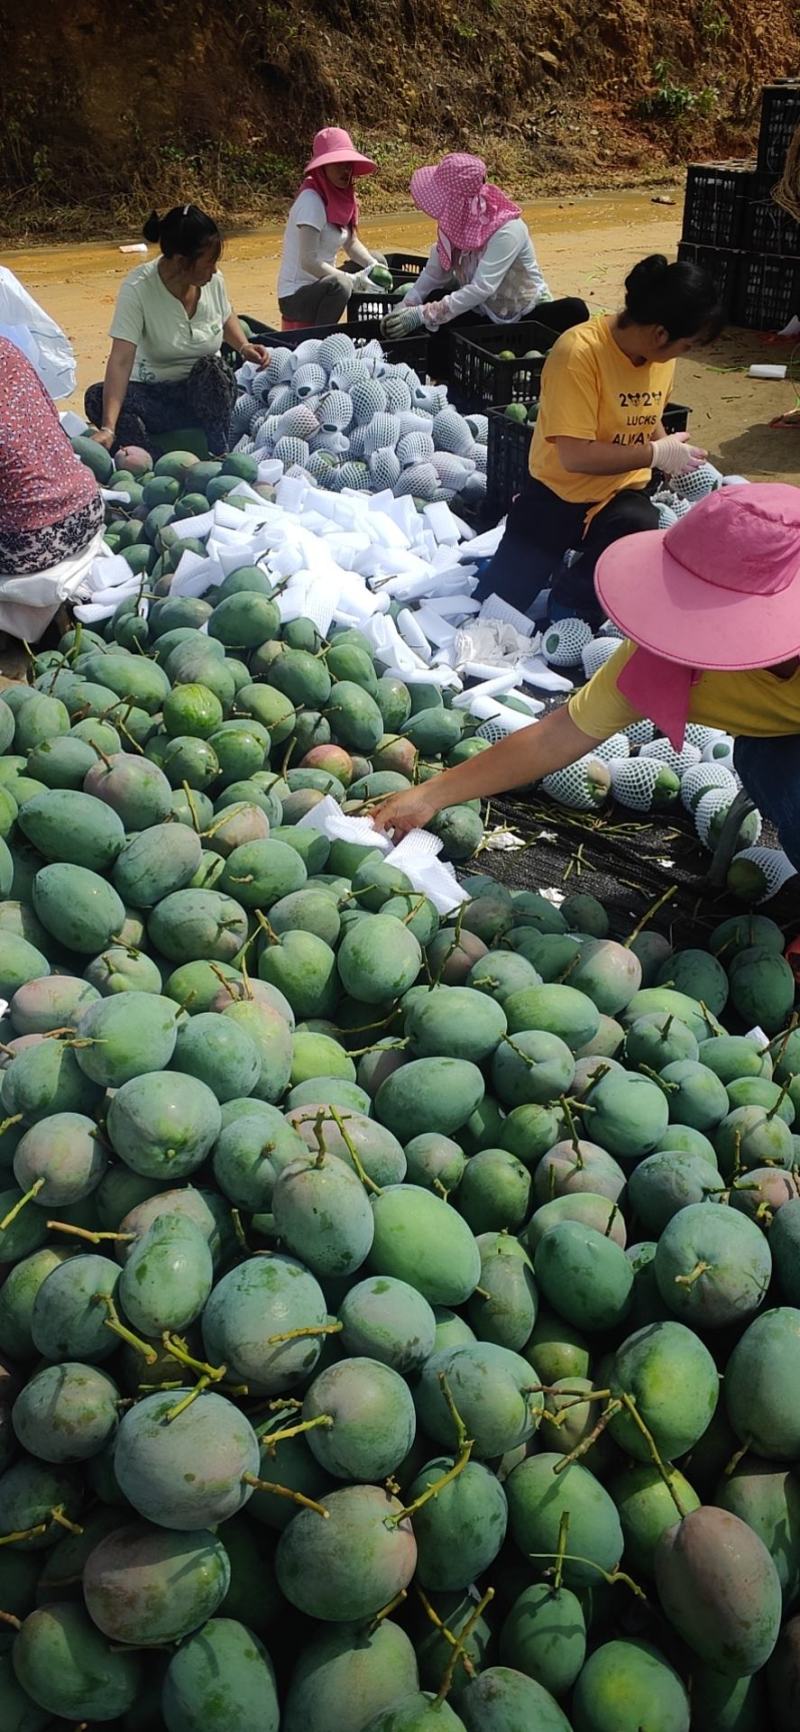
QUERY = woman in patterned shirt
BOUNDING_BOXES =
[381,153,589,376]
[0,336,102,639]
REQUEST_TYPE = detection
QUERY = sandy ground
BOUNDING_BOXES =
[6,187,800,485]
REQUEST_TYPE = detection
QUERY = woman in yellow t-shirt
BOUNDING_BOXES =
[85,206,270,457]
[372,485,800,887]
[478,254,723,626]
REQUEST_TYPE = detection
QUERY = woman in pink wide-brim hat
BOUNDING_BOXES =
[372,484,800,898]
[277,127,386,329]
[382,152,589,375]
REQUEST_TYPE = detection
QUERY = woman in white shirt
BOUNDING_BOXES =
[382,153,589,375]
[277,127,386,328]
[86,205,269,456]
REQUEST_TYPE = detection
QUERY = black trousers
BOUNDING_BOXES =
[475,477,660,627]
[427,297,590,380]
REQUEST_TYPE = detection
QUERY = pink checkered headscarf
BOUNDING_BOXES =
[410,154,521,269]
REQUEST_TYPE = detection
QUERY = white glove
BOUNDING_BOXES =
[370,250,388,267]
[349,269,386,294]
[651,432,707,477]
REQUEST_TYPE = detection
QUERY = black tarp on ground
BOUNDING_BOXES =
[466,788,797,949]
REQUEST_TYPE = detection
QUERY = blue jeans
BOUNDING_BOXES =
[734,735,800,869]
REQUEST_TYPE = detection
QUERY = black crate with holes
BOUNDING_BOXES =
[682,161,755,249]
[758,80,800,176]
[344,252,429,325]
[486,401,692,521]
[676,242,742,316]
[448,320,558,413]
[223,315,429,377]
[734,253,800,329]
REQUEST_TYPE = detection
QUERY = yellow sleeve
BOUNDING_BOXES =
[566,642,643,738]
[540,335,600,443]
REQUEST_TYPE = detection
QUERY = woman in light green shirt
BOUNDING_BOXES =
[85,205,269,456]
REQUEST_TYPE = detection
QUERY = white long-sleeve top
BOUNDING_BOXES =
[403,218,550,327]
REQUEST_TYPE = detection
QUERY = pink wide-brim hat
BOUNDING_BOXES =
[595,483,800,671]
[305,127,376,176]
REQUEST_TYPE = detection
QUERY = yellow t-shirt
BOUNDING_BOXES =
[568,642,800,741]
[529,316,675,512]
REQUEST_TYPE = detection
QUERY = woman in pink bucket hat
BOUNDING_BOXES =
[277,127,386,329]
[372,485,800,884]
[382,152,588,375]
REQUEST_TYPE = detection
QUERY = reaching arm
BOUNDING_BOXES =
[404,247,455,307]
[555,427,707,478]
[223,313,270,367]
[554,435,656,476]
[371,705,603,840]
[343,230,378,270]
[91,338,136,447]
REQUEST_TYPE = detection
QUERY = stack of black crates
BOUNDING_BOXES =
[677,79,800,330]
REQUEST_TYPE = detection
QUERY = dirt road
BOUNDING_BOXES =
[5,188,800,482]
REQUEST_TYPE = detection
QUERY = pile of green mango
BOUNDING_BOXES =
[0,556,799,1732]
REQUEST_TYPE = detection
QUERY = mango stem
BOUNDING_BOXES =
[161,1333,227,1384]
[47,1220,134,1246]
[553,1399,622,1477]
[241,1473,330,1518]
[0,1178,45,1232]
[619,1391,689,1519]
[49,1506,83,1537]
[436,1585,495,1705]
[388,1374,472,1527]
[0,1522,48,1547]
[328,1106,382,1194]
[674,1260,711,1288]
[266,1321,343,1346]
[368,1587,408,1632]
[93,1292,158,1364]
[257,1413,334,1451]
[553,1510,570,1593]
[528,1549,647,1602]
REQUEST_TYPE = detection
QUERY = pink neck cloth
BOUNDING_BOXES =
[301,167,357,231]
[617,650,701,750]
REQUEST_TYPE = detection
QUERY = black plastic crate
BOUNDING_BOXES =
[344,253,428,325]
[384,251,428,279]
[681,161,754,249]
[346,289,408,324]
[743,173,800,257]
[676,242,741,316]
[449,320,558,412]
[223,314,429,378]
[734,253,800,330]
[486,400,692,520]
[758,80,800,176]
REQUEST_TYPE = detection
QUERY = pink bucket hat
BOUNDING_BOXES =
[304,127,376,176]
[595,484,800,747]
[410,153,519,263]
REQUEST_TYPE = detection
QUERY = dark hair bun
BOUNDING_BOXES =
[621,251,724,342]
[142,211,162,244]
[624,253,669,297]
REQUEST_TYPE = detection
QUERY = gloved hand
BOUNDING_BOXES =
[349,269,386,294]
[651,431,708,476]
[381,305,425,339]
[370,250,388,267]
